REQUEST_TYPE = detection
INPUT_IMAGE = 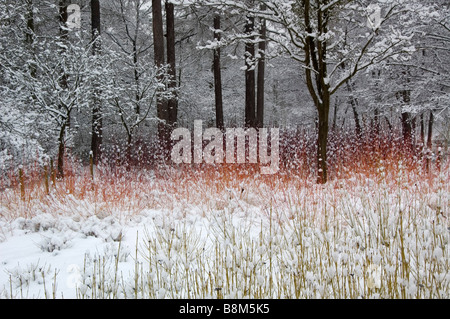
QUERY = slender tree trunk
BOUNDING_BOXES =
[213,14,224,130]
[374,108,380,137]
[303,0,331,184]
[166,1,177,128]
[59,1,68,37]
[58,0,68,92]
[57,0,69,178]
[165,0,178,129]
[90,0,102,165]
[427,110,433,150]
[132,39,140,115]
[317,97,330,184]
[256,3,266,129]
[332,97,338,132]
[244,7,256,128]
[400,90,413,150]
[420,113,425,146]
[152,0,168,155]
[25,0,35,44]
[126,132,133,167]
[401,112,412,148]
[91,0,101,52]
[345,81,362,139]
[426,110,434,172]
[25,0,37,77]
[57,121,68,179]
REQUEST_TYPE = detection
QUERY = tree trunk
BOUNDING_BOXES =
[400,90,413,150]
[57,121,68,179]
[420,113,424,146]
[133,39,140,115]
[426,110,434,172]
[56,0,69,178]
[126,132,133,167]
[374,108,380,137]
[90,0,102,165]
[166,1,178,128]
[25,0,35,44]
[317,98,330,184]
[244,11,256,128]
[91,0,101,52]
[59,1,68,39]
[332,97,338,132]
[25,0,36,77]
[256,4,266,129]
[346,81,362,139]
[303,0,331,184]
[58,0,68,92]
[213,14,224,130]
[152,0,169,155]
[427,110,433,150]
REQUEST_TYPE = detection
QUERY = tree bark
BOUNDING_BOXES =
[303,0,331,184]
[213,14,224,130]
[420,113,424,146]
[58,0,69,92]
[152,0,169,154]
[90,0,103,165]
[332,97,338,132]
[400,90,413,150]
[374,108,380,137]
[426,110,434,172]
[346,81,362,139]
[91,0,101,53]
[25,0,36,77]
[57,120,69,179]
[427,110,433,150]
[57,0,69,178]
[166,1,178,128]
[256,4,266,129]
[244,10,256,128]
[317,104,330,184]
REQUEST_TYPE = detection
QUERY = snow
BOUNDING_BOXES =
[0,168,448,299]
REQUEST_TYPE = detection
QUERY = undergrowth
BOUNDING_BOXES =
[0,130,448,299]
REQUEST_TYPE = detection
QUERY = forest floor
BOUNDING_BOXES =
[0,161,448,299]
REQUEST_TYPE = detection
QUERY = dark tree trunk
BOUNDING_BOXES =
[346,81,362,139]
[152,0,169,154]
[374,108,380,137]
[317,100,330,184]
[244,13,256,128]
[90,0,103,165]
[420,113,425,146]
[401,112,413,149]
[133,39,140,115]
[25,0,36,77]
[91,0,101,52]
[400,90,413,150]
[152,0,165,79]
[426,110,434,172]
[57,120,69,179]
[25,0,35,44]
[58,0,69,92]
[213,14,224,130]
[166,1,178,128]
[256,4,266,129]
[57,0,69,178]
[59,1,68,39]
[303,0,331,184]
[332,97,338,132]
[427,110,433,150]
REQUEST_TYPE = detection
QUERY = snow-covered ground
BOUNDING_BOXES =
[0,208,203,298]
[0,167,448,299]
